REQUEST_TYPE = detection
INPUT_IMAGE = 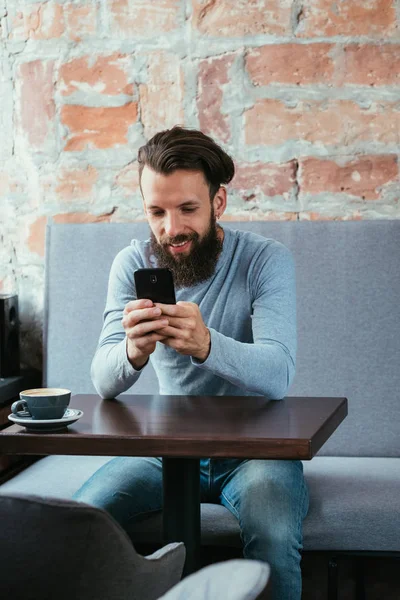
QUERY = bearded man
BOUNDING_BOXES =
[73,126,309,600]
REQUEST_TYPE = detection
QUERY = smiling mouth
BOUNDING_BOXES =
[168,240,192,254]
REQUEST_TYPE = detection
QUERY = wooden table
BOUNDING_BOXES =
[0,394,347,574]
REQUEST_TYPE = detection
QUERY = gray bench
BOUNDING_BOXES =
[2,221,400,589]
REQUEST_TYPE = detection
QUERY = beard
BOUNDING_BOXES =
[149,210,223,288]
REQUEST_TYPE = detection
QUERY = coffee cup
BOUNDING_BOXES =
[11,388,71,420]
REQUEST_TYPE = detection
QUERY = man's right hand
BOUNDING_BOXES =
[122,299,169,370]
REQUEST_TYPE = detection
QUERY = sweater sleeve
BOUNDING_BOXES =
[90,247,144,399]
[191,244,297,399]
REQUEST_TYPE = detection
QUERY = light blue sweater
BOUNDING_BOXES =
[91,225,297,400]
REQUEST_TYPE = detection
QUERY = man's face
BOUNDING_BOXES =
[141,166,226,287]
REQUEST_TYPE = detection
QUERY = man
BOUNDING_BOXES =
[73,126,309,600]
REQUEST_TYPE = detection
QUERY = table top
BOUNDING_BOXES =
[0,394,347,460]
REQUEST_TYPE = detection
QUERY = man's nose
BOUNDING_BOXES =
[164,214,182,238]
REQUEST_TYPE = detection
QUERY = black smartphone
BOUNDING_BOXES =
[134,268,176,304]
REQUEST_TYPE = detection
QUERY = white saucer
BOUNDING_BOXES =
[8,408,84,432]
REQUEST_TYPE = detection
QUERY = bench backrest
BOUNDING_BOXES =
[44,220,400,458]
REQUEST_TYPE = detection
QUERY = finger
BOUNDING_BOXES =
[133,335,166,355]
[124,299,153,314]
[123,306,162,328]
[156,325,185,338]
[155,303,186,317]
[161,316,195,330]
[137,332,168,346]
[129,318,169,338]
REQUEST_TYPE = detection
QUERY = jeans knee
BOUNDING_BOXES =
[72,456,163,525]
[225,460,307,558]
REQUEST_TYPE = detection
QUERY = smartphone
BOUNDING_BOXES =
[134,268,176,304]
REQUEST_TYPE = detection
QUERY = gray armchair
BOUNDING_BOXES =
[0,494,270,600]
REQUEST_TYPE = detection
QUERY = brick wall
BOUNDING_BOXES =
[0,0,399,369]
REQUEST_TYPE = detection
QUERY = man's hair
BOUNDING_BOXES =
[138,126,235,200]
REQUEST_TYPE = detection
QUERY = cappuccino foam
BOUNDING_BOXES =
[21,388,70,397]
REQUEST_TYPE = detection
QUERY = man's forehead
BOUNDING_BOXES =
[141,167,210,205]
[141,166,208,188]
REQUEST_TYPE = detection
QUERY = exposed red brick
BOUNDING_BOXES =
[64,2,98,42]
[245,99,400,146]
[115,163,140,196]
[246,44,334,86]
[9,2,98,41]
[109,0,180,36]
[10,3,64,41]
[139,52,184,138]
[299,156,398,200]
[337,44,400,86]
[18,60,56,149]
[197,54,235,143]
[59,54,133,97]
[61,103,138,151]
[55,166,98,201]
[28,216,47,257]
[192,0,292,36]
[231,161,297,199]
[296,0,396,37]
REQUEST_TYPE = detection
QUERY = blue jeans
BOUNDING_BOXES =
[73,457,309,600]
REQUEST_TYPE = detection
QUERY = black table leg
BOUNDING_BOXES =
[162,457,201,576]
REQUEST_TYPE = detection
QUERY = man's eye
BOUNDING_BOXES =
[182,207,196,213]
[151,211,163,217]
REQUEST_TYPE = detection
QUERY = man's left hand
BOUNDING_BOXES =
[156,301,211,363]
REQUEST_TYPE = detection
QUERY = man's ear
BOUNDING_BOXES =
[213,185,227,219]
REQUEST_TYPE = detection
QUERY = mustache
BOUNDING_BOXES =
[161,233,199,246]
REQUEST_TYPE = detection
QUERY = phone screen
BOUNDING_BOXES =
[134,268,176,304]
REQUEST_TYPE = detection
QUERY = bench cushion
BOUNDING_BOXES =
[302,456,400,551]
[2,455,399,552]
